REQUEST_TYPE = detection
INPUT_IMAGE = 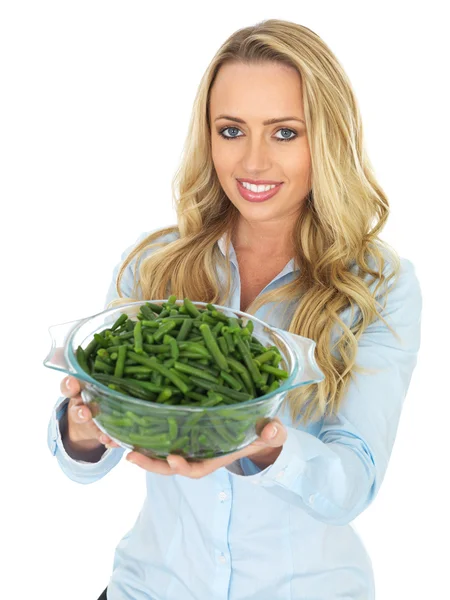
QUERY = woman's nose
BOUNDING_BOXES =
[241,137,271,172]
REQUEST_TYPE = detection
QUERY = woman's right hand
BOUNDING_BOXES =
[60,375,119,452]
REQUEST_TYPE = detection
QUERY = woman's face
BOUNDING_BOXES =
[209,61,311,228]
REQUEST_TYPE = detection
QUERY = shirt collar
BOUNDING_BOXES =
[217,232,298,275]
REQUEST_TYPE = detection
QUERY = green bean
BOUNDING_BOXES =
[254,350,277,365]
[157,388,172,403]
[99,414,134,428]
[226,356,246,374]
[222,331,233,354]
[179,410,205,436]
[128,353,190,394]
[260,371,269,385]
[76,346,90,374]
[139,304,155,320]
[178,351,208,360]
[259,364,289,379]
[201,313,216,326]
[153,320,177,342]
[123,378,162,393]
[208,414,237,445]
[199,324,230,372]
[114,345,127,378]
[173,361,220,383]
[188,376,253,402]
[238,367,256,396]
[128,432,171,449]
[140,320,160,329]
[211,310,229,323]
[170,435,191,452]
[164,335,180,360]
[185,391,209,404]
[233,334,263,385]
[94,333,109,348]
[116,331,135,340]
[96,349,113,364]
[123,366,152,375]
[265,380,281,393]
[183,298,200,318]
[203,392,224,407]
[84,337,99,360]
[219,370,243,391]
[167,417,178,440]
[110,313,127,331]
[171,369,192,386]
[142,343,171,354]
[134,320,144,354]
[94,358,114,374]
[186,360,220,376]
[146,302,163,314]
[217,336,229,356]
[95,373,156,400]
[243,319,254,334]
[176,318,193,341]
[143,333,155,345]
[178,341,210,357]
[191,426,200,454]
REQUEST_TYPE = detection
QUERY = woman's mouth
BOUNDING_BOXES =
[236,180,284,203]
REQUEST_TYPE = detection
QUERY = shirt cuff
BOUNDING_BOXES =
[224,427,321,488]
[48,396,125,484]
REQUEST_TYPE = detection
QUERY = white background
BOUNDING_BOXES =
[1,1,448,599]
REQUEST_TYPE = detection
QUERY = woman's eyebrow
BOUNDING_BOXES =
[214,114,305,125]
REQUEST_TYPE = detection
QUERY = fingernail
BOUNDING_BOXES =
[77,408,84,420]
[99,435,108,444]
[66,377,71,391]
[268,426,278,439]
[167,458,176,469]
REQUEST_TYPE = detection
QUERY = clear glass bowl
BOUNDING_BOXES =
[44,300,324,460]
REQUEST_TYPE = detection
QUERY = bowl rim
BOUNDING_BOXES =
[68,299,300,412]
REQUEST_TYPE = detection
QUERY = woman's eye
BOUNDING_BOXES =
[274,128,297,142]
[219,126,243,139]
[218,127,297,142]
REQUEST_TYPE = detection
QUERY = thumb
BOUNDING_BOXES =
[260,418,286,447]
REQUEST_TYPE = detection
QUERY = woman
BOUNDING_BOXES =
[48,19,422,600]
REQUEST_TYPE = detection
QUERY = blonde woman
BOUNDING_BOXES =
[48,19,422,600]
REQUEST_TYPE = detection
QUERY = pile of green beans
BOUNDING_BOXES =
[77,296,288,459]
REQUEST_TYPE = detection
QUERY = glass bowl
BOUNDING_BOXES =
[44,300,324,460]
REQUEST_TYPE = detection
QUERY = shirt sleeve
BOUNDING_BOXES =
[47,228,179,483]
[225,257,422,526]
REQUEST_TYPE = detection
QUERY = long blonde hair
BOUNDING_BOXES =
[110,19,400,426]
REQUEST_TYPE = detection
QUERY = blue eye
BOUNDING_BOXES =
[218,126,297,143]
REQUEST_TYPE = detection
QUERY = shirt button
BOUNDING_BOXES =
[275,470,285,480]
[218,491,227,502]
[219,554,227,564]
[309,494,315,505]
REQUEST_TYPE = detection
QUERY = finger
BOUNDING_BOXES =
[99,434,120,448]
[126,452,177,476]
[60,375,81,398]
[67,395,93,425]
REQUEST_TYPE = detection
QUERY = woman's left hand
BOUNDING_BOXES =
[124,418,288,478]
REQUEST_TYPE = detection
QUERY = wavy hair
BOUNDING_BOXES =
[110,19,401,426]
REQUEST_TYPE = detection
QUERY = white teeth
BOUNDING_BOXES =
[241,182,277,192]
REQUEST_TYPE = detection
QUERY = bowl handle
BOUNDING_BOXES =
[42,317,91,384]
[272,328,325,389]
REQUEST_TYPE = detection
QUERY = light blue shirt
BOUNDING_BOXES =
[47,227,422,600]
